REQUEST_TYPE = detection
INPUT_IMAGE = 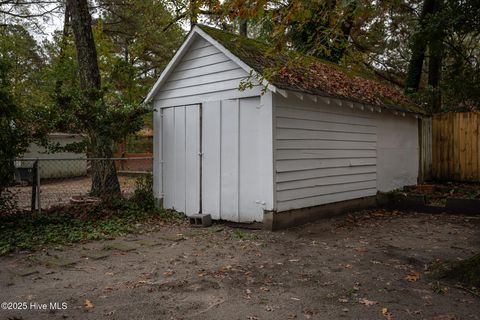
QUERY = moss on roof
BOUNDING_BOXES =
[199,25,423,114]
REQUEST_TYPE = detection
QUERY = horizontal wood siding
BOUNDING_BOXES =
[274,103,377,211]
[156,36,258,106]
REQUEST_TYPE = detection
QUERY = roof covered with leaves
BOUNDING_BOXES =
[198,25,422,114]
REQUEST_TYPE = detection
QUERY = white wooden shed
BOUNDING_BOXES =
[145,25,423,227]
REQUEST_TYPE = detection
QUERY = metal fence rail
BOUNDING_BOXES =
[2,157,153,213]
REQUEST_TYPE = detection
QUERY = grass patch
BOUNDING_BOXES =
[0,198,184,255]
[232,229,258,240]
[429,255,480,293]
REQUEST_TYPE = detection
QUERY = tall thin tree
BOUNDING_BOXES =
[66,0,121,197]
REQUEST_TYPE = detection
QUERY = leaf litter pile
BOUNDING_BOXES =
[0,209,479,319]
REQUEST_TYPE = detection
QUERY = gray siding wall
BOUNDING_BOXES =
[155,36,260,107]
[273,94,378,211]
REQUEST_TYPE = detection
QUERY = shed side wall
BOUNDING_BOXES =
[273,93,419,212]
[376,111,419,192]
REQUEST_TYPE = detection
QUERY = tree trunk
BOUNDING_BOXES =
[190,0,198,28]
[334,1,357,63]
[405,0,437,93]
[67,0,121,198]
[239,20,247,37]
[89,135,121,198]
[427,0,444,112]
[67,0,100,91]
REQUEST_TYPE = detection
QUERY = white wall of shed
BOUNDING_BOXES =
[153,35,262,107]
[272,93,419,212]
[376,112,419,192]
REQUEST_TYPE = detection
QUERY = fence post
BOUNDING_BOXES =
[31,160,38,212]
[37,160,41,213]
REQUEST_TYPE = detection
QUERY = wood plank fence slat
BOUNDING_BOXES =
[428,112,480,182]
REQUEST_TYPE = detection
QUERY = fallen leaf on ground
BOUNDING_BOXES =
[382,307,394,319]
[219,265,232,272]
[359,298,378,306]
[355,247,368,252]
[84,299,94,309]
[405,271,421,282]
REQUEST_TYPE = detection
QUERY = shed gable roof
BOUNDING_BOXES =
[146,25,421,114]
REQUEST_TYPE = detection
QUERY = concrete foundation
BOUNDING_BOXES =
[263,196,377,231]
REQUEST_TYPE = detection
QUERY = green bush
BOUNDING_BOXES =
[131,173,155,210]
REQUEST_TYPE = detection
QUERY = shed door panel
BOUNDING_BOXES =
[219,99,240,221]
[201,101,221,219]
[201,98,263,222]
[162,105,200,215]
[238,97,263,221]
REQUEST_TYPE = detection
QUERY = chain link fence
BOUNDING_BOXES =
[1,157,153,213]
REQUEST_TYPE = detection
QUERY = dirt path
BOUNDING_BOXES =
[0,210,479,320]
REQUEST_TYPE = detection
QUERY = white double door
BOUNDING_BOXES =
[162,97,263,222]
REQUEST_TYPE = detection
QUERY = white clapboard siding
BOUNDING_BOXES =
[169,60,240,82]
[278,189,376,211]
[276,128,376,142]
[276,149,377,160]
[277,180,377,201]
[156,36,259,106]
[277,158,377,172]
[277,172,377,190]
[277,166,377,182]
[276,140,376,150]
[276,117,376,134]
[274,102,378,211]
[181,44,219,61]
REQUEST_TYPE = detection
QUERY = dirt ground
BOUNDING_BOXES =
[0,210,479,320]
[10,176,137,210]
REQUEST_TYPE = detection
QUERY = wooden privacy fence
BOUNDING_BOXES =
[430,112,480,181]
